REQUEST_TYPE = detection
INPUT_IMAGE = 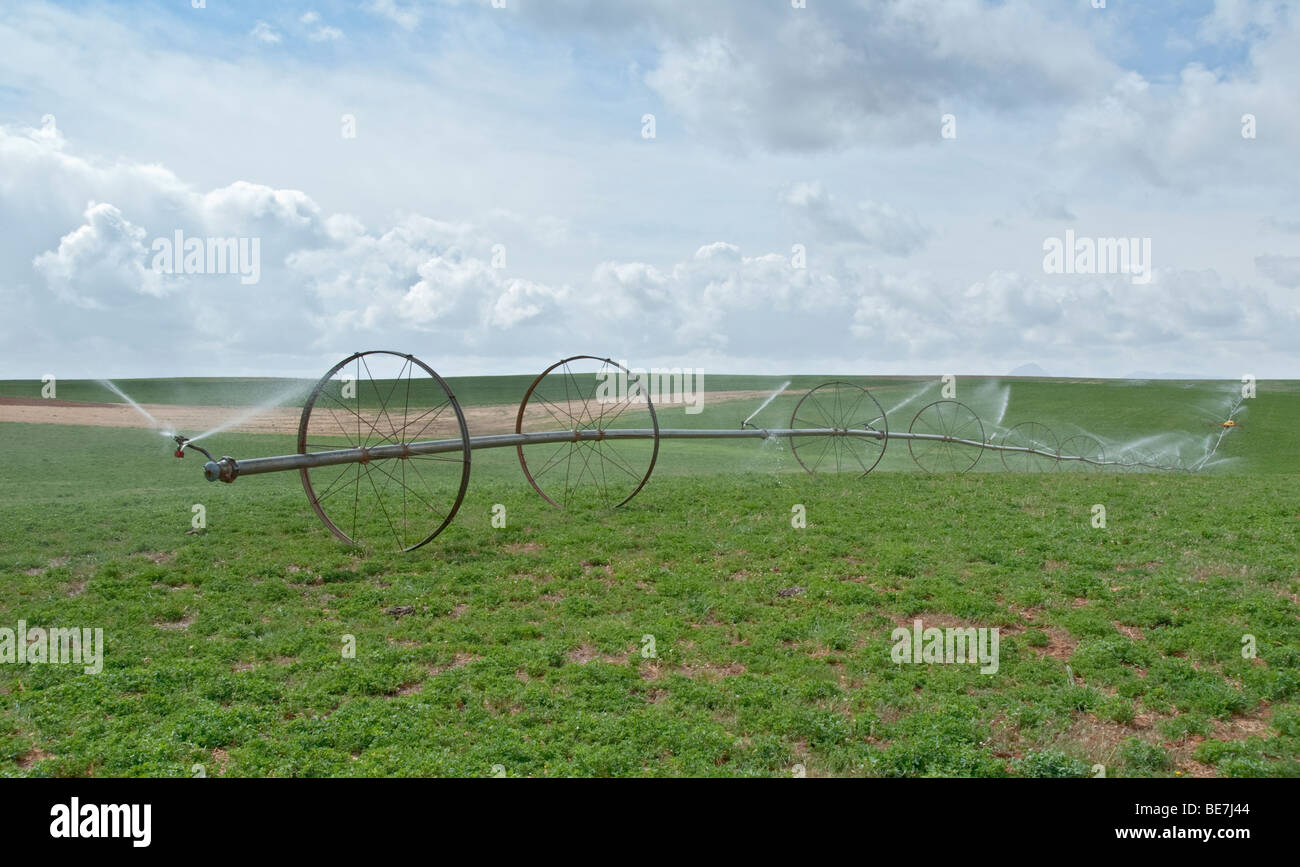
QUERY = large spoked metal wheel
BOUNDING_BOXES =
[298,351,471,551]
[999,421,1060,472]
[516,356,659,509]
[788,381,888,476]
[1058,434,1105,472]
[1117,447,1159,473]
[907,400,985,474]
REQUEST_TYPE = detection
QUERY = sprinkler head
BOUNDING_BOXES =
[173,434,217,462]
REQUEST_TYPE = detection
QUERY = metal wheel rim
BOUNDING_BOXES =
[907,400,985,474]
[999,421,1060,472]
[516,355,659,509]
[297,350,472,551]
[1059,434,1105,472]
[788,381,888,476]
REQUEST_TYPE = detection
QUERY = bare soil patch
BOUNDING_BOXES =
[568,644,629,665]
[1030,626,1077,661]
[0,389,781,437]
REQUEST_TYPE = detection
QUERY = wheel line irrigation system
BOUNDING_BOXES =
[173,350,1194,552]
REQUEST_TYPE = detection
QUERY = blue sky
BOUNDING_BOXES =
[1,0,1297,379]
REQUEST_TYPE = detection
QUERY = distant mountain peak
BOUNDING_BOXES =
[1007,363,1049,377]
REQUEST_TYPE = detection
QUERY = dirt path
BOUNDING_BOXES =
[0,390,787,437]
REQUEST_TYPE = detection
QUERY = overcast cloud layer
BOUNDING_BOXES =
[1,0,1297,378]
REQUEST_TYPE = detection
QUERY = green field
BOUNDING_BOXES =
[1,375,1298,777]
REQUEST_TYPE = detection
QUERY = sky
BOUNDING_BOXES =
[0,0,1297,379]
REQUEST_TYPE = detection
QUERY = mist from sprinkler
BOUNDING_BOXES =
[880,380,936,420]
[187,381,315,444]
[742,380,791,428]
[956,380,1012,438]
[987,383,1011,429]
[1191,384,1243,426]
[99,379,170,432]
[1194,390,1247,470]
[99,377,313,452]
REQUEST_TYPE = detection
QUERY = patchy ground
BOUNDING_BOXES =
[0,390,778,437]
[2,377,1297,777]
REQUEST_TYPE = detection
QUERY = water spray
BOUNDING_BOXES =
[186,381,313,443]
[1194,390,1247,470]
[100,379,170,432]
[174,350,1236,552]
[741,380,790,429]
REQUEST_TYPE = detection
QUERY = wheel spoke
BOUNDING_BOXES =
[518,357,658,509]
[300,351,469,550]
[908,400,983,474]
[790,383,887,476]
